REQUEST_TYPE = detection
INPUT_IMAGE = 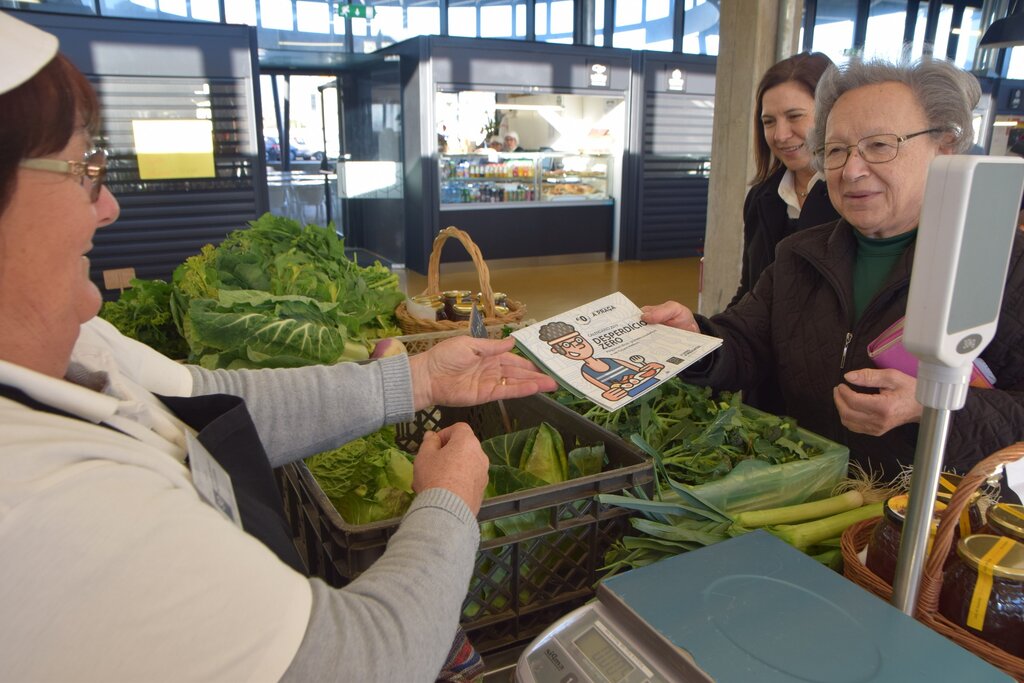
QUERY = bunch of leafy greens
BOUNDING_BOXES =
[100,213,404,367]
[478,422,606,539]
[305,427,415,525]
[99,278,190,360]
[306,422,606,530]
[555,379,823,486]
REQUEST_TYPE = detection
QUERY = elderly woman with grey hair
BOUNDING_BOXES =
[643,56,1024,487]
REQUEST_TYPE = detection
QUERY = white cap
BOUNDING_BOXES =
[0,12,59,95]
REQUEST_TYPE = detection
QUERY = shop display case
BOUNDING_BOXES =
[439,153,612,207]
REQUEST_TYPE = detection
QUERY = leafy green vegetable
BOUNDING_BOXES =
[556,379,824,486]
[305,426,415,525]
[102,213,404,367]
[99,278,190,359]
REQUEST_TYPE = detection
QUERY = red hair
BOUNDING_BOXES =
[0,54,100,214]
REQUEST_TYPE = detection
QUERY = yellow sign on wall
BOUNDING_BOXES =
[132,119,216,180]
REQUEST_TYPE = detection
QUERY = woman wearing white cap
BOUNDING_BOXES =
[0,12,556,682]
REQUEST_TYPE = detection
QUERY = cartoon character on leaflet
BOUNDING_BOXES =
[538,321,664,401]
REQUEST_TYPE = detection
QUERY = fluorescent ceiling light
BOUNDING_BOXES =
[993,120,1020,126]
[951,28,981,36]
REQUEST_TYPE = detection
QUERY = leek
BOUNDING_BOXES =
[732,490,863,528]
[767,502,883,551]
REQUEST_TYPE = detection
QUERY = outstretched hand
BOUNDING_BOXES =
[641,301,700,333]
[409,336,558,411]
[833,368,923,436]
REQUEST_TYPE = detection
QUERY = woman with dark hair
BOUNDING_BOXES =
[0,12,556,682]
[731,52,841,308]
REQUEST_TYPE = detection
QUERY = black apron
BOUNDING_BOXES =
[0,383,305,573]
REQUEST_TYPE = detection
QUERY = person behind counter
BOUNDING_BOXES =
[504,130,525,152]
[642,56,1024,491]
[731,52,840,308]
[0,12,557,683]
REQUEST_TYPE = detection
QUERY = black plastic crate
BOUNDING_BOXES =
[276,393,652,654]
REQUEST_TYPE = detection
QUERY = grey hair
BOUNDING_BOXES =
[808,56,981,172]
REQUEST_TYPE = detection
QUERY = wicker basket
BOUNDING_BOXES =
[396,226,526,334]
[840,443,1024,681]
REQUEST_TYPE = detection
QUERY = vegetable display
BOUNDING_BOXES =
[556,379,825,486]
[100,214,404,368]
[307,421,607,529]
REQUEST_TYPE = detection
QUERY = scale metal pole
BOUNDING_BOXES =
[890,404,954,612]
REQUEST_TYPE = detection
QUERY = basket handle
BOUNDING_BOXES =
[916,442,1024,615]
[423,226,496,317]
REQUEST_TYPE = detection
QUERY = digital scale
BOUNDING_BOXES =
[516,531,1011,682]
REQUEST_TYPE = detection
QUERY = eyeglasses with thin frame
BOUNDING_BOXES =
[816,129,942,171]
[18,148,108,202]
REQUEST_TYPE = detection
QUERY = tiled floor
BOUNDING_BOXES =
[398,255,702,321]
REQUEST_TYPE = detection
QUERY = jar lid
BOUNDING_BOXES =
[884,494,947,526]
[443,290,472,298]
[936,473,964,495]
[988,503,1024,542]
[956,534,1024,581]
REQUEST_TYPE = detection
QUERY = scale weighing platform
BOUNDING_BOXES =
[516,531,1010,682]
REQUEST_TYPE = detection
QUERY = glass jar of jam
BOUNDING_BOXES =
[987,503,1024,544]
[866,494,949,585]
[938,534,1024,658]
[406,295,444,322]
[442,290,472,320]
[935,472,986,536]
[450,302,474,322]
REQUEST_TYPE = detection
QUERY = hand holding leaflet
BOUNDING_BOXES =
[512,292,722,411]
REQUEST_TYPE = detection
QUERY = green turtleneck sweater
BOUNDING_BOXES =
[853,229,917,321]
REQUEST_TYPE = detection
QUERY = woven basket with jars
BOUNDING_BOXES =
[395,226,526,335]
[840,443,1024,681]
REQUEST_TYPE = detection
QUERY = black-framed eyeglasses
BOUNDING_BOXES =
[19,148,108,202]
[816,129,942,170]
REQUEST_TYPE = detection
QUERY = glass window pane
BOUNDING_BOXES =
[614,0,676,51]
[159,0,187,18]
[225,0,257,25]
[1008,48,1024,80]
[594,0,606,47]
[864,1,906,62]
[448,6,476,37]
[682,0,719,55]
[910,4,952,59]
[0,0,96,16]
[260,0,293,31]
[953,7,981,70]
[296,1,330,34]
[811,0,856,65]
[536,0,573,44]
[190,0,221,22]
[480,3,513,37]
[448,0,525,40]
[352,0,439,50]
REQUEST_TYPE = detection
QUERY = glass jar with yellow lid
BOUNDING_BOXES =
[866,494,950,585]
[986,503,1024,545]
[938,534,1024,658]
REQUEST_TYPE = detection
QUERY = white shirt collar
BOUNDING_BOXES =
[777,169,823,220]
[0,359,121,424]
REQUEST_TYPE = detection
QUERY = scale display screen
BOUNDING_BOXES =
[574,627,634,682]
